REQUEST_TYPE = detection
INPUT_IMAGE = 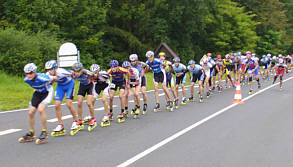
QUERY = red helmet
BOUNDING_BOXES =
[217,55,222,59]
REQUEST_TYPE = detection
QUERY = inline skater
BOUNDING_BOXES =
[272,58,288,90]
[45,60,78,137]
[123,61,141,118]
[88,64,111,127]
[215,55,224,92]
[108,60,130,123]
[145,51,173,112]
[159,52,178,108]
[187,60,204,102]
[18,63,54,144]
[172,57,188,105]
[245,53,261,94]
[223,54,235,88]
[260,55,269,81]
[200,55,213,99]
[72,62,96,133]
[130,54,148,114]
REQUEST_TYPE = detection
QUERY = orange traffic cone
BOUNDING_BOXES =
[232,81,244,104]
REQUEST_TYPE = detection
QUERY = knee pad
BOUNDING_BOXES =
[249,77,252,82]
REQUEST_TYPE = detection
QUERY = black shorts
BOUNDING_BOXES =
[191,71,202,83]
[263,63,268,69]
[78,83,93,96]
[94,82,108,95]
[175,75,185,85]
[154,71,165,83]
[31,91,49,108]
[111,81,125,91]
[130,79,139,88]
[140,76,146,87]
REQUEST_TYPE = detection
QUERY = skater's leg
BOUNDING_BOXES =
[87,95,95,118]
[119,89,125,113]
[162,83,171,101]
[55,101,63,125]
[65,99,77,122]
[109,90,115,112]
[141,86,147,105]
[102,93,109,115]
[77,95,84,120]
[28,106,37,132]
[154,82,159,104]
[37,104,47,130]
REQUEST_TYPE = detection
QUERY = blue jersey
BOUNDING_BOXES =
[246,59,257,70]
[24,73,53,93]
[187,64,202,74]
[172,63,187,74]
[75,70,93,85]
[146,58,163,73]
[54,68,73,86]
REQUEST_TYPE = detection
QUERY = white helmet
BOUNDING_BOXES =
[90,64,100,73]
[146,51,154,58]
[278,54,283,58]
[129,54,138,61]
[273,56,277,60]
[252,53,256,57]
[267,53,271,57]
[24,63,37,73]
[45,60,57,70]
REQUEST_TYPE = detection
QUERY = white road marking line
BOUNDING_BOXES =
[95,105,117,111]
[47,115,73,123]
[0,129,22,136]
[117,76,293,167]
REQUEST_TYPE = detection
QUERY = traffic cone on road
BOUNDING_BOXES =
[232,80,244,104]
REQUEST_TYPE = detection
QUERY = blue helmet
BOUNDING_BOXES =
[45,60,57,70]
[122,61,131,68]
[110,60,119,67]
[188,60,195,65]
[173,57,180,62]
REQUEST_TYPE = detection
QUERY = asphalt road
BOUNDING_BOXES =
[0,73,292,167]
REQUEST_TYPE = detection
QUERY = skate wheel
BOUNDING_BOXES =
[35,137,48,145]
[51,132,56,137]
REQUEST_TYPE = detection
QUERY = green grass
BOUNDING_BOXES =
[0,71,192,111]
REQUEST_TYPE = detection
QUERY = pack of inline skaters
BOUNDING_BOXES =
[19,51,292,144]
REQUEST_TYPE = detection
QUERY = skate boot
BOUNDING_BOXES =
[134,108,140,119]
[70,121,80,136]
[181,97,187,105]
[88,118,97,132]
[18,131,36,143]
[154,103,161,112]
[174,99,179,109]
[117,113,125,123]
[142,104,147,115]
[100,115,110,127]
[187,96,194,102]
[51,124,66,137]
[196,90,200,94]
[248,89,253,95]
[258,84,261,89]
[108,112,114,121]
[206,92,211,99]
[124,107,129,117]
[199,95,203,103]
[167,101,174,112]
[280,86,283,91]
[131,108,136,116]
[35,131,48,144]
[82,115,91,125]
